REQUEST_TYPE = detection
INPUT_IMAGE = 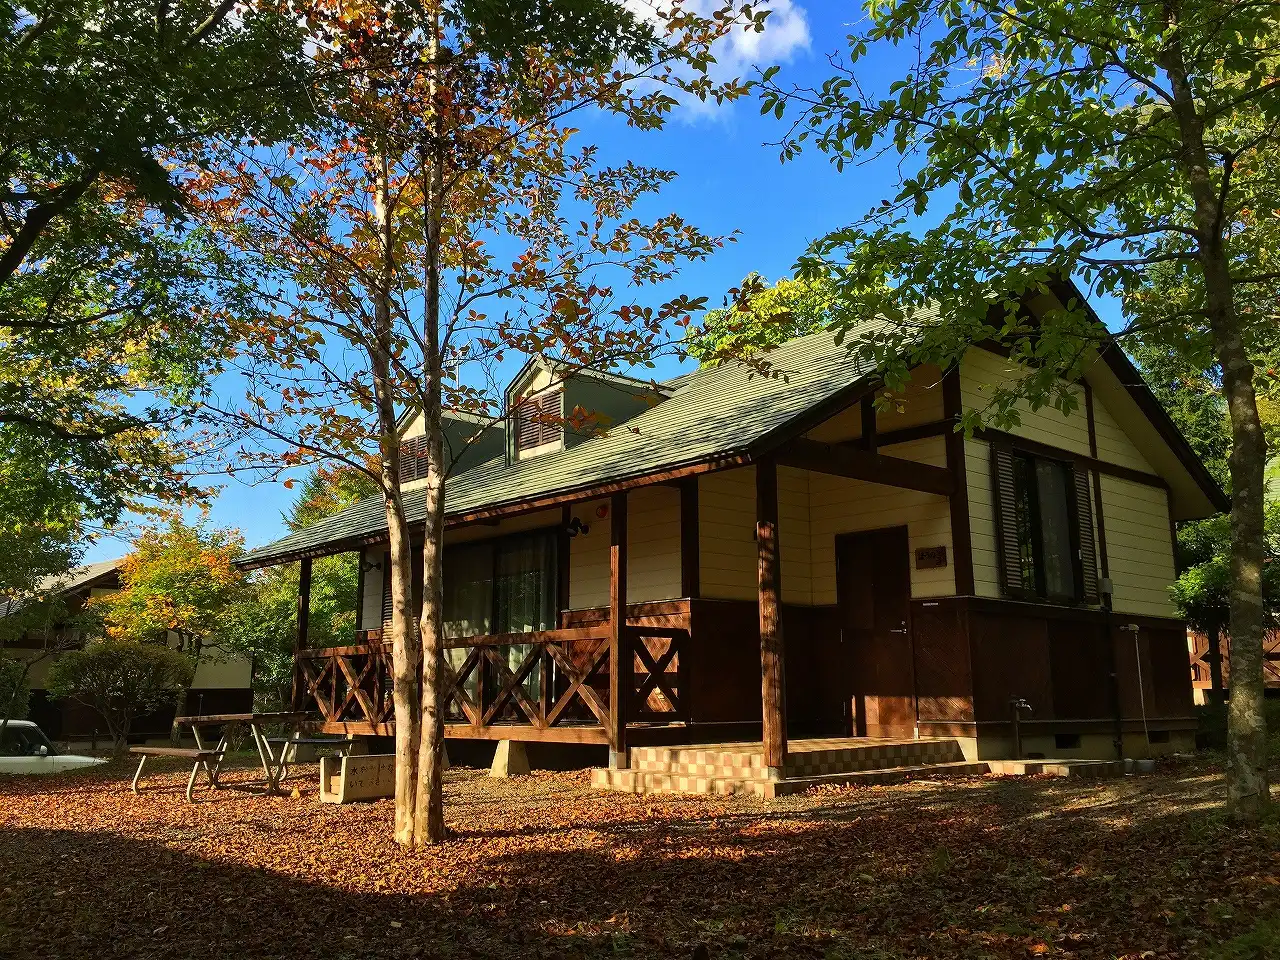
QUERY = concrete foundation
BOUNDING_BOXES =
[490,740,530,778]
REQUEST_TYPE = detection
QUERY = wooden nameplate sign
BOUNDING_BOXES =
[320,753,396,804]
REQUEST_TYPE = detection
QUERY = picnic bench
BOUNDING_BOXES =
[129,746,225,802]
[124,713,361,802]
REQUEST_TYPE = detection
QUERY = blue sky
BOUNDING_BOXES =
[84,0,1121,564]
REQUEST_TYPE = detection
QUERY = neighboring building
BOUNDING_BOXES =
[0,560,253,740]
[240,281,1226,778]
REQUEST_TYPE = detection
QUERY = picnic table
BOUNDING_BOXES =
[129,712,362,801]
[177,711,316,793]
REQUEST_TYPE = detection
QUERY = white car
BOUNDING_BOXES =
[0,720,107,774]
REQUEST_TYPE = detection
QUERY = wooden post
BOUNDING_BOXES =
[557,504,572,626]
[680,476,700,598]
[292,557,312,711]
[608,491,629,768]
[942,369,975,596]
[860,395,877,452]
[756,457,787,774]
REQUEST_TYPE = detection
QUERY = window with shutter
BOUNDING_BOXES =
[398,436,428,484]
[1074,469,1100,603]
[515,392,559,452]
[990,443,1098,604]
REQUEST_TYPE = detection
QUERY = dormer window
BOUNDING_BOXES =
[515,393,560,453]
[399,435,429,483]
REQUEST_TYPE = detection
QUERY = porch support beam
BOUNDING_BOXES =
[608,491,629,768]
[292,556,312,711]
[776,437,954,497]
[942,370,975,596]
[756,456,787,774]
[557,504,572,626]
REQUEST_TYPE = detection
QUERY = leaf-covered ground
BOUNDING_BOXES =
[0,754,1276,959]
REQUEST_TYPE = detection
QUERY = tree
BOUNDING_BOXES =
[0,658,31,725]
[0,448,83,598]
[45,640,193,755]
[1,0,316,534]
[759,0,1279,816]
[0,580,95,744]
[96,522,249,734]
[197,0,765,845]
[226,466,379,709]
[691,273,837,364]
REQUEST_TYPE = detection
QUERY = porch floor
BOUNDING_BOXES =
[591,737,1124,799]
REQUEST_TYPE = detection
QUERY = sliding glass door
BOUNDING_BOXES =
[441,529,558,718]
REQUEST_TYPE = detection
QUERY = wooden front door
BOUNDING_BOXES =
[837,526,916,738]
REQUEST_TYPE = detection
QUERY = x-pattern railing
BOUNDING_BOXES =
[293,621,690,735]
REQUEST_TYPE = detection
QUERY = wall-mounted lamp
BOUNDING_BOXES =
[566,516,591,538]
[360,558,383,573]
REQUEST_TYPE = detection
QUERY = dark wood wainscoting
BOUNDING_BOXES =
[911,596,1194,736]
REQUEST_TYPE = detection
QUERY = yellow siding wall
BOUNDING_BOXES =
[961,347,1176,613]
[809,438,955,603]
[960,348,1091,456]
[1091,387,1154,472]
[699,468,758,602]
[1102,477,1177,617]
[626,485,683,602]
[566,490,684,607]
[698,447,954,605]
[569,499,610,609]
[806,364,946,443]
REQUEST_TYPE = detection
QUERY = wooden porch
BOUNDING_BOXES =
[293,615,690,747]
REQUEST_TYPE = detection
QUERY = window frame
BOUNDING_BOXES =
[1016,450,1083,603]
[514,391,562,453]
[993,443,1093,606]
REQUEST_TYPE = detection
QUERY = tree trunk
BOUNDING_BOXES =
[371,136,422,847]
[414,10,448,846]
[1161,6,1271,817]
[1206,622,1224,708]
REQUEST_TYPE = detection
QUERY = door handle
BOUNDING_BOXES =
[888,628,907,635]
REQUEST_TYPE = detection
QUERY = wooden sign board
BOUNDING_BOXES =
[915,546,948,570]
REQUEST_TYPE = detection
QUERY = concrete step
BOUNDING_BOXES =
[986,759,1125,779]
[768,761,990,798]
[590,767,767,798]
[628,739,968,781]
[783,739,967,778]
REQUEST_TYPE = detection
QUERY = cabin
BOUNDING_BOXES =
[0,560,253,741]
[239,281,1226,793]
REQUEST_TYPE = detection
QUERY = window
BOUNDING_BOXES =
[992,444,1098,603]
[440,531,559,712]
[398,435,430,484]
[515,393,560,452]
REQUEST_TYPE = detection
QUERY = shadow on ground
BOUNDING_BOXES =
[0,756,1277,959]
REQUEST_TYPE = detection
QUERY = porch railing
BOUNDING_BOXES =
[292,622,689,740]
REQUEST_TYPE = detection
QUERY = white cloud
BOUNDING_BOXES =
[626,0,812,117]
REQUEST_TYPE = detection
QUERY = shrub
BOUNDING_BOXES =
[45,641,194,754]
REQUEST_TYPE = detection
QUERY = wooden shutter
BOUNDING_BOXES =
[398,436,427,484]
[516,393,560,451]
[990,443,1029,599]
[516,396,542,450]
[1073,467,1100,604]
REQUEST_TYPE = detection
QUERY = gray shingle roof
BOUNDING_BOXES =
[0,559,122,618]
[240,321,897,567]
